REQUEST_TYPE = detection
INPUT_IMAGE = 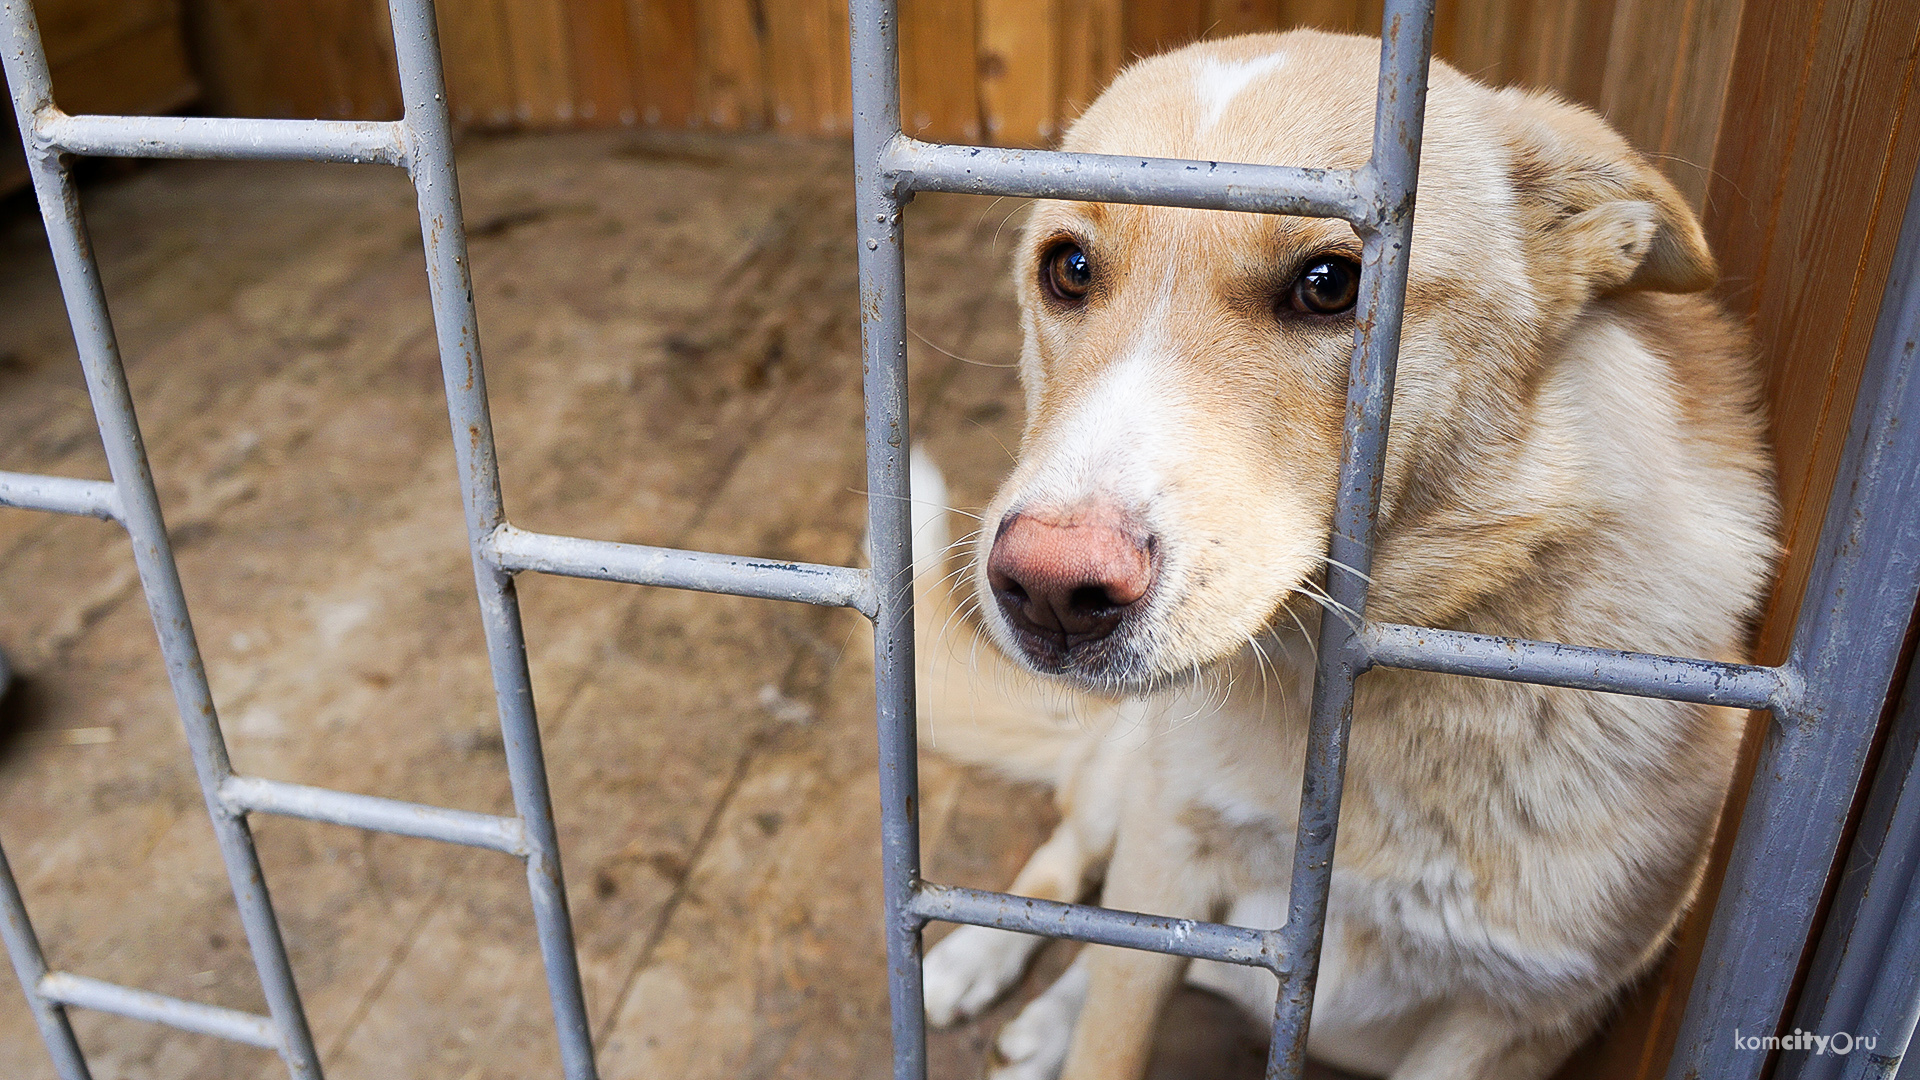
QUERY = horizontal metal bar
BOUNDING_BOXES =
[883,136,1368,221]
[908,882,1284,971]
[31,110,406,167]
[1362,622,1790,711]
[0,470,121,522]
[218,775,528,856]
[37,972,280,1050]
[483,523,878,618]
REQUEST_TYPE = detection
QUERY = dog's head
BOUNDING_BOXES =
[974,30,1715,695]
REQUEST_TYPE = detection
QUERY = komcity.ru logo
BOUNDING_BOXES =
[1734,1028,1878,1055]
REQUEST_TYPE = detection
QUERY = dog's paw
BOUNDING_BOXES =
[923,925,1040,1027]
[987,957,1089,1080]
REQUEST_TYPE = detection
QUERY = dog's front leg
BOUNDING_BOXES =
[925,818,1101,1025]
[1055,793,1215,1080]
[1390,1001,1589,1080]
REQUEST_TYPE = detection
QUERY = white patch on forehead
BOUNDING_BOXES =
[1192,53,1287,134]
[1027,301,1181,512]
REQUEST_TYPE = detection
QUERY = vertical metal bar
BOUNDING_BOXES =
[1778,646,1920,1080]
[849,2,927,1079]
[382,3,598,1077]
[0,838,93,1080]
[1268,3,1434,1078]
[1668,157,1920,1080]
[1,4,323,1076]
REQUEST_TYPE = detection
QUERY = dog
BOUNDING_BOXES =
[900,28,1778,1080]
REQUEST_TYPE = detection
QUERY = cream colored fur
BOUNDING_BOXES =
[908,30,1777,1080]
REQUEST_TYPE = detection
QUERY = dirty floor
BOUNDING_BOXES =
[0,131,1289,1079]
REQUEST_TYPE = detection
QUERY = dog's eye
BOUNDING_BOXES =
[1286,255,1361,315]
[1042,242,1093,303]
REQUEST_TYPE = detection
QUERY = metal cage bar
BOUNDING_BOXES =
[1666,149,1920,1080]
[2,2,325,1074]
[849,2,1439,1075]
[1779,642,1920,1080]
[4,0,1920,1078]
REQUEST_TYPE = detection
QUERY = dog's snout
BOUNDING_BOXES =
[988,509,1155,653]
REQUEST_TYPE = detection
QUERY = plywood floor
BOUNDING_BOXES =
[0,131,1281,1080]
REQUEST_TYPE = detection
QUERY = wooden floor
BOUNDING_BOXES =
[0,131,1290,1080]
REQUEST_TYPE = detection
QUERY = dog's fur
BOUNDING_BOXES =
[903,30,1778,1080]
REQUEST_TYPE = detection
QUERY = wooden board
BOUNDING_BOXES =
[498,0,576,125]
[5,0,200,194]
[761,0,851,135]
[184,0,396,120]
[1125,0,1206,59]
[13,6,1916,1074]
[694,0,768,129]
[434,0,517,127]
[629,0,701,127]
[34,0,179,67]
[1056,0,1124,127]
[979,0,1059,146]
[1558,1,1920,1076]
[1274,0,1376,36]
[900,0,982,141]
[1599,0,1745,210]
[567,0,637,127]
[1204,0,1284,37]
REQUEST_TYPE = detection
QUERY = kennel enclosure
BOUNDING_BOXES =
[4,1,1920,1079]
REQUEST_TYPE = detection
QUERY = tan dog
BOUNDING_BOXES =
[905,29,1778,1080]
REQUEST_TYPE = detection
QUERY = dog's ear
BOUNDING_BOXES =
[1496,88,1716,294]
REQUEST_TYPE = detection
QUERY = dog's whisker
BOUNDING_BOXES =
[1293,580,1363,633]
[964,418,1021,465]
[1281,598,1320,664]
[1306,552,1377,586]
[851,487,987,522]
[908,323,1017,369]
[990,197,1025,250]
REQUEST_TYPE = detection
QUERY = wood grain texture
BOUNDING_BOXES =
[183,0,326,117]
[1204,0,1284,37]
[629,0,701,126]
[762,0,852,134]
[184,0,397,119]
[1125,0,1206,58]
[1507,0,1615,107]
[3,0,200,193]
[900,0,981,141]
[1559,2,1920,1077]
[1725,0,1920,668]
[434,0,517,126]
[567,0,636,126]
[321,0,401,119]
[694,0,768,129]
[1600,0,1745,209]
[34,0,178,67]
[49,14,201,115]
[1057,0,1124,127]
[1436,0,1520,85]
[979,0,1059,145]
[498,0,576,124]
[1275,0,1372,34]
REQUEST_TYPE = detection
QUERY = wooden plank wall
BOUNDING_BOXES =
[11,0,1917,1074]
[1,0,198,193]
[168,1,1756,210]
[1564,0,1920,1073]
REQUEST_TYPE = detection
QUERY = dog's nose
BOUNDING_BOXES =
[988,509,1155,648]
